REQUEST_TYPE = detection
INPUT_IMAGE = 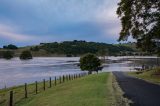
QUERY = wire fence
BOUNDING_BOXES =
[0,72,88,106]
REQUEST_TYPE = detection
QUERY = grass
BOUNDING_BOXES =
[16,73,112,106]
[127,68,160,85]
[0,73,129,106]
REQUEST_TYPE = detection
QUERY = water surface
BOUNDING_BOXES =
[0,56,159,89]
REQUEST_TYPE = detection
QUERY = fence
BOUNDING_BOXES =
[0,72,88,106]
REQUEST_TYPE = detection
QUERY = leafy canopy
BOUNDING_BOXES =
[117,0,160,52]
[79,53,101,73]
[3,44,18,49]
[20,50,33,60]
[2,51,14,59]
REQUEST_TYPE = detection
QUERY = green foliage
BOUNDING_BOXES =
[79,53,101,74]
[30,46,39,51]
[3,44,18,49]
[117,0,160,52]
[39,40,135,56]
[2,51,14,59]
[20,50,32,60]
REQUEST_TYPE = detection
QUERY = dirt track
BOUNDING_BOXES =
[113,72,160,106]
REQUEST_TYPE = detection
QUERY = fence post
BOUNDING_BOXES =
[43,79,46,91]
[55,77,57,86]
[25,83,28,98]
[35,81,38,94]
[69,75,70,80]
[63,75,65,83]
[9,91,13,106]
[49,77,52,88]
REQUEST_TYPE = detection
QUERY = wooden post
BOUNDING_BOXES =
[69,75,71,80]
[25,83,28,98]
[35,81,38,94]
[49,77,52,88]
[9,91,13,106]
[43,79,45,91]
[55,77,57,86]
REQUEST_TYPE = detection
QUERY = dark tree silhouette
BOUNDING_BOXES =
[2,51,14,59]
[20,50,32,60]
[79,53,102,74]
[117,0,160,52]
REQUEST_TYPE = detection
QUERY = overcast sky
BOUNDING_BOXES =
[0,0,123,47]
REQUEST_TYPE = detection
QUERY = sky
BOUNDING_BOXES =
[0,0,123,47]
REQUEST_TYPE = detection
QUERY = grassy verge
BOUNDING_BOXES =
[127,68,160,85]
[0,73,129,106]
[111,73,132,106]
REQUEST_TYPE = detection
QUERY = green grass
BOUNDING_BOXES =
[128,69,160,85]
[0,73,128,106]
[16,73,112,106]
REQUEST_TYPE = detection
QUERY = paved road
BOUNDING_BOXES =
[113,72,160,106]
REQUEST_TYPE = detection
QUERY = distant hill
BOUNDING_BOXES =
[0,40,140,57]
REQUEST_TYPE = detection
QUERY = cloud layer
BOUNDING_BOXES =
[0,0,121,46]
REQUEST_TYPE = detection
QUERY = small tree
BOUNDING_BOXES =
[20,50,32,60]
[79,53,102,74]
[2,51,14,59]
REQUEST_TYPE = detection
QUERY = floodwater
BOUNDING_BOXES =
[0,56,159,89]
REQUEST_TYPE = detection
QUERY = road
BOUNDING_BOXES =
[113,72,160,106]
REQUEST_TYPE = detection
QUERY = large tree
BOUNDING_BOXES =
[79,53,102,74]
[117,0,160,52]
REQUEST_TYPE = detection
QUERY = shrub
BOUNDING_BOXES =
[2,51,14,59]
[20,50,33,60]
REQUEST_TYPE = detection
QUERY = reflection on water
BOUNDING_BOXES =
[0,56,159,89]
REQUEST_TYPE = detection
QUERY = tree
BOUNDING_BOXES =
[3,44,18,49]
[2,51,14,59]
[117,0,160,52]
[20,50,33,60]
[79,53,102,74]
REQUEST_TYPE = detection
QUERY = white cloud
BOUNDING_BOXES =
[0,24,34,41]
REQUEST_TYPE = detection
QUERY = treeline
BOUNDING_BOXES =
[32,40,135,56]
[0,41,141,59]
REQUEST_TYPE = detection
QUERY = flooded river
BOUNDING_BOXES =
[0,56,159,89]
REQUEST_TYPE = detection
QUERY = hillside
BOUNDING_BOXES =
[0,40,137,57]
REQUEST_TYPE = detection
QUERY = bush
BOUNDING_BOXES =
[20,50,33,60]
[79,53,102,74]
[2,51,14,59]
[3,44,18,49]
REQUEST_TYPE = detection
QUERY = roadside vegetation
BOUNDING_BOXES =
[0,73,130,106]
[128,68,160,85]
